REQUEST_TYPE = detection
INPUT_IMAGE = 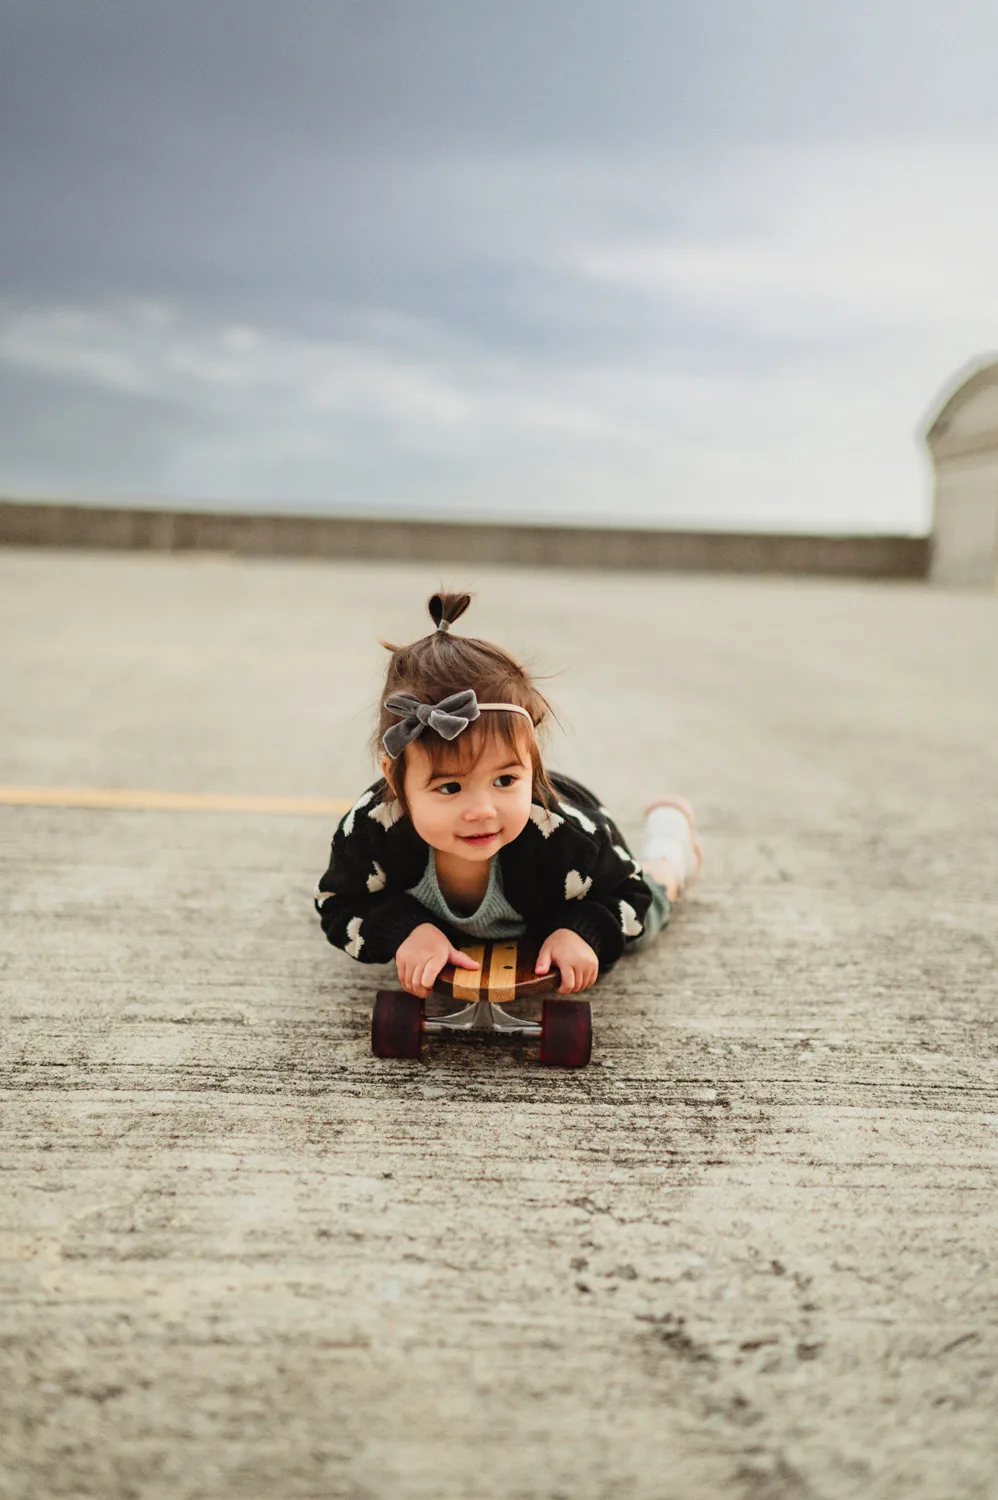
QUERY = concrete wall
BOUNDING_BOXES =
[0,499,929,578]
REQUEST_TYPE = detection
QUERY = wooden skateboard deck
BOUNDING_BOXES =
[433,937,559,1003]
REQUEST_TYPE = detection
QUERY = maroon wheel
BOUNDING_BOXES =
[372,990,424,1059]
[540,998,593,1068]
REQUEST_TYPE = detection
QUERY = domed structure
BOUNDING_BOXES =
[925,359,998,587]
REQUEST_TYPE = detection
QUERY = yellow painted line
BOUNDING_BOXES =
[0,786,352,816]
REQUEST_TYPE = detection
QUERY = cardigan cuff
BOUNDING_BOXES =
[547,901,624,968]
[357,895,440,964]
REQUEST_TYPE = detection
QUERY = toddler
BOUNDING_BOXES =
[315,592,700,997]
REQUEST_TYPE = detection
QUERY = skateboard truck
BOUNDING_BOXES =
[371,938,593,1067]
[423,998,542,1040]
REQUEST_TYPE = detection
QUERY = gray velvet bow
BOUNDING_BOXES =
[382,689,481,760]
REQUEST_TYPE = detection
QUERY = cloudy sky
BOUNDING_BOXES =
[2,0,998,533]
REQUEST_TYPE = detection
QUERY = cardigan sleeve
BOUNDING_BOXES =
[540,814,655,971]
[314,796,437,965]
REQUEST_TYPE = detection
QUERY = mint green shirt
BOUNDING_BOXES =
[406,852,526,941]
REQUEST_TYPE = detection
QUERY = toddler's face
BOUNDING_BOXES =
[392,735,534,863]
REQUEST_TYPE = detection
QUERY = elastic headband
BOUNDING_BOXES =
[382,689,534,760]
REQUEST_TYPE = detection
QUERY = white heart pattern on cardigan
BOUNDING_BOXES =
[529,804,565,838]
[344,916,365,957]
[619,900,643,937]
[558,800,598,835]
[341,788,375,837]
[368,798,403,830]
[564,869,593,901]
[614,843,642,875]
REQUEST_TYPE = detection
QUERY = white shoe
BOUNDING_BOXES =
[641,796,702,894]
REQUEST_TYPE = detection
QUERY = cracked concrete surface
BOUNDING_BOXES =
[1,547,996,1500]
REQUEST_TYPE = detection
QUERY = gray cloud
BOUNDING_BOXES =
[2,1,997,529]
[6,0,998,305]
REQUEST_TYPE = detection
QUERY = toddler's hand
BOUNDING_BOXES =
[396,923,480,1000]
[535,928,599,995]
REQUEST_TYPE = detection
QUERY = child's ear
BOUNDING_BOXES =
[379,754,393,781]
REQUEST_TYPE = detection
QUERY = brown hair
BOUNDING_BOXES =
[375,591,555,812]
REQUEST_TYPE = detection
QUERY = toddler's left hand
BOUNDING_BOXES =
[535,928,599,995]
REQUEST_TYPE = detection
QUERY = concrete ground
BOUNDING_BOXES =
[1,546,996,1500]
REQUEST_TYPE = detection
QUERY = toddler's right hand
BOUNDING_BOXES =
[395,923,480,1000]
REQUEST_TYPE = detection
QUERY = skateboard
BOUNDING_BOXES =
[371,936,593,1067]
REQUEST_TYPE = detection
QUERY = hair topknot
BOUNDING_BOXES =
[428,591,472,633]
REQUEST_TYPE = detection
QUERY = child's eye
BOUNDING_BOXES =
[494,774,519,788]
[435,781,462,796]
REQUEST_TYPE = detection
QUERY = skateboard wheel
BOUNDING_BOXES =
[540,998,592,1068]
[372,990,424,1059]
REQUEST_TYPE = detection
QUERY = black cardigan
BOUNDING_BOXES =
[314,772,654,972]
